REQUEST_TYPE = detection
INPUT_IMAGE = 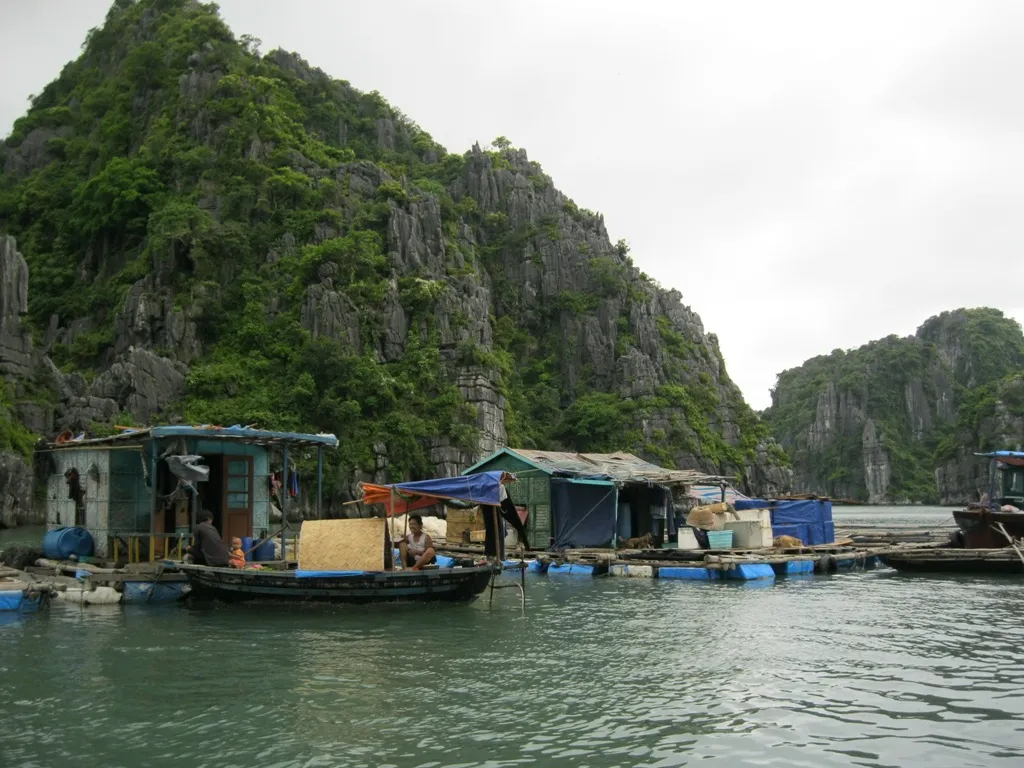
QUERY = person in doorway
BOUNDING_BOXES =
[186,510,231,567]
[398,514,436,570]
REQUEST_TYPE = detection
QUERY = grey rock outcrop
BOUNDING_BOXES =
[0,235,33,379]
[0,236,42,525]
[0,452,33,528]
[767,309,1024,503]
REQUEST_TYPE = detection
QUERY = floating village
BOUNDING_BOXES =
[3,423,1024,613]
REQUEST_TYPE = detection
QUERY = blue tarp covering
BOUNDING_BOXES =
[550,478,617,549]
[734,499,834,545]
[385,471,508,506]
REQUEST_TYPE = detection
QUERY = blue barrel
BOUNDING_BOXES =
[252,539,274,562]
[241,536,254,561]
[42,527,95,560]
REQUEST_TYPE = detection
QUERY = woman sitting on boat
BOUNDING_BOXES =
[399,514,436,570]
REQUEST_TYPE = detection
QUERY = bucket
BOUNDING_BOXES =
[241,536,254,561]
[42,527,95,561]
[706,530,734,550]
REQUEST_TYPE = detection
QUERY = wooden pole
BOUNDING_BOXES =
[993,522,1024,567]
[281,444,289,563]
[316,446,323,520]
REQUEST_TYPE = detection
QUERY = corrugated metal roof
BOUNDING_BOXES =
[489,448,728,485]
[44,425,339,450]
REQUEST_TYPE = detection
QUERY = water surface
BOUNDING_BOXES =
[3,562,1024,766]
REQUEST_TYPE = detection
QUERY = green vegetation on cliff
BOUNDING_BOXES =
[0,0,781,496]
[764,308,1024,503]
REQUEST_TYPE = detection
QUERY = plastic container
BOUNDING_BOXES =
[677,527,701,550]
[724,520,772,549]
[706,529,734,549]
[42,527,95,561]
[241,536,254,560]
[251,539,275,562]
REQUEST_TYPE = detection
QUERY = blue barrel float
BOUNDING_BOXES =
[241,536,254,561]
[42,527,95,561]
[251,538,275,562]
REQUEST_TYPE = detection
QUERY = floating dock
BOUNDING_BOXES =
[441,540,930,582]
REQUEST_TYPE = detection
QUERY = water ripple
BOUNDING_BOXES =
[2,571,1024,766]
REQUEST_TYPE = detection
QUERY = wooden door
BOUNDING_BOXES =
[221,455,254,543]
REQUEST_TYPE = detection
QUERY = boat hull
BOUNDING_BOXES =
[880,550,1024,575]
[177,563,498,604]
[953,509,1024,548]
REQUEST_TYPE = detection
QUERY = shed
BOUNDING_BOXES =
[41,425,338,561]
[463,448,724,550]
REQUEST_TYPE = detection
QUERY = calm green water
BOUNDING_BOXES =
[4,510,1024,767]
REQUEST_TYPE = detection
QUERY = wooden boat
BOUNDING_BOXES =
[879,547,1024,575]
[952,508,1024,548]
[954,450,1024,548]
[177,561,499,604]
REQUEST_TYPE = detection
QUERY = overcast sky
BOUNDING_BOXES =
[2,1,1023,410]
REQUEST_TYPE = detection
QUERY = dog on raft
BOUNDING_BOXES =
[773,535,804,549]
[618,533,654,549]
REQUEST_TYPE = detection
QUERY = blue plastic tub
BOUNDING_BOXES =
[42,527,94,560]
[706,530,734,549]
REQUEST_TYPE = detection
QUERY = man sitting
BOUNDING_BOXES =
[398,514,436,570]
[187,510,231,567]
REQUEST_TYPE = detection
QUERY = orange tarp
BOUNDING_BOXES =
[359,484,447,516]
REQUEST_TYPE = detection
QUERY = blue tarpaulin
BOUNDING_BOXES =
[550,478,617,549]
[735,499,834,545]
[363,471,509,511]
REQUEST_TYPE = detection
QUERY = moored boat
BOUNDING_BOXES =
[179,470,520,605]
[879,547,1024,575]
[953,450,1024,548]
[177,561,498,604]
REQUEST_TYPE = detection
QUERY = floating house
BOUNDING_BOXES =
[41,425,338,561]
[463,449,724,549]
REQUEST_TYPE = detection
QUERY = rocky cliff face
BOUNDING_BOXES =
[764,308,1024,503]
[0,0,788,516]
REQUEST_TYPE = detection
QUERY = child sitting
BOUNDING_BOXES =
[228,537,246,569]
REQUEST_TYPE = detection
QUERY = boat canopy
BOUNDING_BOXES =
[975,450,1024,468]
[360,471,515,516]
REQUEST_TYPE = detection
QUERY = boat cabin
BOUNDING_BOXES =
[979,450,1024,508]
[40,425,338,562]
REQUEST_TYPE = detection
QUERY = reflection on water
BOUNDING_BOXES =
[3,568,1024,767]
[0,524,45,550]
[834,505,957,528]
